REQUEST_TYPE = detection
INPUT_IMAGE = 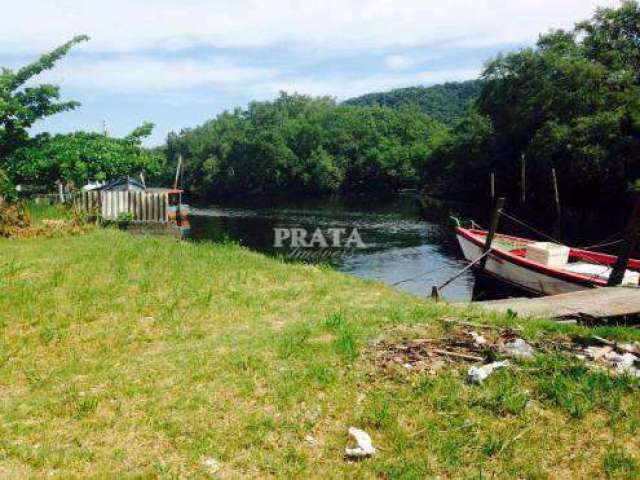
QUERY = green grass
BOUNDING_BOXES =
[25,202,72,225]
[1,229,639,478]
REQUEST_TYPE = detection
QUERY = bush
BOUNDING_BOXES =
[0,202,32,237]
[0,169,17,203]
[116,211,134,228]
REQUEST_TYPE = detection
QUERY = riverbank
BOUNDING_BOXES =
[1,229,639,478]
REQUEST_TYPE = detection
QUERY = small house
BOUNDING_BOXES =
[78,176,188,227]
[99,176,146,192]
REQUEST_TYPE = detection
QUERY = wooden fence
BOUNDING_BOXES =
[78,191,170,222]
[30,193,74,204]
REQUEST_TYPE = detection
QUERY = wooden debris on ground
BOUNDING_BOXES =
[372,327,515,374]
[372,320,640,379]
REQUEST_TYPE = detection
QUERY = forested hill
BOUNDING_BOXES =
[343,80,483,126]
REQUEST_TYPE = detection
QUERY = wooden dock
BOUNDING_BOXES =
[472,287,640,319]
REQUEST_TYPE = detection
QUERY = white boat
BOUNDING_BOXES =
[455,225,640,296]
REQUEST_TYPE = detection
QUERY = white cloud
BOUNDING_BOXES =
[257,67,482,101]
[2,0,624,143]
[35,57,278,93]
[384,54,419,71]
[0,0,622,55]
[3,0,623,99]
[34,52,479,103]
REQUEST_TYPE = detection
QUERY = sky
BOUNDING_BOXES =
[0,0,622,146]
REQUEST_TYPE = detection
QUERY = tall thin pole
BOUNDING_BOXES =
[551,168,561,217]
[173,155,183,190]
[520,154,526,205]
[479,197,505,271]
[58,181,65,204]
[490,172,495,203]
[608,196,640,286]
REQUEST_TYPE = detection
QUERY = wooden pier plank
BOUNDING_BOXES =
[471,287,640,318]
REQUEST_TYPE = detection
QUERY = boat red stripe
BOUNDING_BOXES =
[456,227,606,287]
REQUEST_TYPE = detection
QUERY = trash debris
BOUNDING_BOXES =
[559,335,640,377]
[468,360,511,384]
[618,342,639,354]
[583,345,612,361]
[501,338,535,359]
[604,351,640,378]
[202,458,221,476]
[469,331,488,346]
[345,427,376,458]
[373,334,487,374]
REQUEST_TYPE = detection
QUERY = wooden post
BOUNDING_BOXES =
[551,168,561,217]
[520,154,526,204]
[431,286,439,302]
[479,197,505,271]
[174,155,183,190]
[608,196,640,286]
[490,172,495,203]
[58,182,65,204]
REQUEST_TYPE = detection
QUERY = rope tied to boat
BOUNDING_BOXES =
[499,210,562,244]
[499,210,627,270]
[500,209,626,251]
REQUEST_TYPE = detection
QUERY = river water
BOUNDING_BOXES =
[187,194,489,301]
[187,194,628,302]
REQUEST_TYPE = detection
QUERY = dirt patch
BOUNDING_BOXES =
[372,320,640,379]
[372,327,520,374]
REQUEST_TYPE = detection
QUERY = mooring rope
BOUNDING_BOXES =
[391,263,452,286]
[500,210,563,244]
[499,210,629,270]
[393,210,628,293]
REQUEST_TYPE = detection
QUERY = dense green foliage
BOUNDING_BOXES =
[428,1,640,208]
[164,93,449,197]
[0,36,88,197]
[169,0,640,208]
[0,37,159,196]
[6,124,161,189]
[4,3,638,211]
[343,80,483,126]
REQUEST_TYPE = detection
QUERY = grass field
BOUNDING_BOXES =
[1,227,639,478]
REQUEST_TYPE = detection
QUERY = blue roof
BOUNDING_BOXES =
[99,176,146,191]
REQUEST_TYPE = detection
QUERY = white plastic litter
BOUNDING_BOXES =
[584,345,612,360]
[604,351,640,378]
[469,331,488,346]
[468,360,511,384]
[502,339,535,359]
[619,342,639,354]
[202,458,221,476]
[345,427,376,458]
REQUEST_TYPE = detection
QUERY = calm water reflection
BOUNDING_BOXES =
[188,195,482,301]
[187,194,629,302]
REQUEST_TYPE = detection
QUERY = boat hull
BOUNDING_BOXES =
[456,232,591,296]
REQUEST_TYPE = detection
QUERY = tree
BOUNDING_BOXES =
[6,124,161,188]
[0,35,89,196]
[162,92,449,198]
[429,1,640,209]
[343,80,484,126]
